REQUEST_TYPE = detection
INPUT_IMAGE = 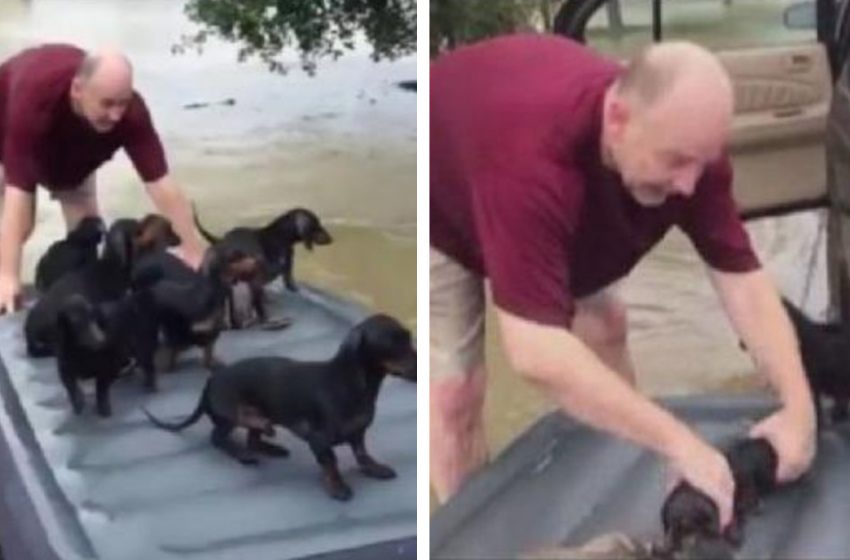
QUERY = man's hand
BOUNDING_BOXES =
[750,403,816,483]
[709,268,817,482]
[0,273,22,314]
[145,175,209,272]
[667,433,736,530]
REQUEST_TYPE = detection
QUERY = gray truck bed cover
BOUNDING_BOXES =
[431,395,850,559]
[0,287,416,560]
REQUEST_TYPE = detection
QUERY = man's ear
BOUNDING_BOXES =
[70,76,85,101]
[605,94,631,142]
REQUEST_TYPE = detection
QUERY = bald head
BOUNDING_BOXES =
[615,42,733,113]
[71,48,134,133]
[76,48,133,87]
[602,42,735,207]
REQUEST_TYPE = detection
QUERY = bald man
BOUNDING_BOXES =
[430,36,816,527]
[0,43,207,313]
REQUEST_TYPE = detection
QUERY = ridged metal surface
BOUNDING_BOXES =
[431,395,850,559]
[0,286,416,560]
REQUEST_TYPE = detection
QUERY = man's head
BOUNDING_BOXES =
[70,48,134,133]
[601,42,734,207]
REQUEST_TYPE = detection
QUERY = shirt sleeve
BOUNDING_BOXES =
[472,165,578,327]
[677,156,761,272]
[123,94,169,184]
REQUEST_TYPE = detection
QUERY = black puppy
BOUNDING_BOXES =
[25,216,179,357]
[134,244,260,371]
[26,221,136,357]
[661,438,778,555]
[780,298,850,426]
[194,207,332,326]
[145,314,416,501]
[35,216,105,293]
[132,214,181,254]
[55,285,159,417]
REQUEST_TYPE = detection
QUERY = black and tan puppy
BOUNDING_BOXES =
[145,314,416,501]
[134,244,261,370]
[25,216,179,358]
[35,216,105,293]
[194,207,332,327]
[26,221,136,357]
[661,438,778,555]
[780,298,850,426]
[55,286,159,417]
[133,214,181,254]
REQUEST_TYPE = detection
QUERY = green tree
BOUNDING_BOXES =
[430,0,562,57]
[175,0,417,75]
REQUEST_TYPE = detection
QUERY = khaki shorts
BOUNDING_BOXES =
[430,248,626,380]
[1,164,96,226]
[430,248,486,378]
[0,164,95,201]
[48,175,97,204]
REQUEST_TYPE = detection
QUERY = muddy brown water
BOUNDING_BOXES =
[0,0,416,331]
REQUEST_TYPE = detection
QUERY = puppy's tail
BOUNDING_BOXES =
[192,203,220,244]
[143,384,209,432]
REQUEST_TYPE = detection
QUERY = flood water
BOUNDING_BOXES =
[0,0,416,329]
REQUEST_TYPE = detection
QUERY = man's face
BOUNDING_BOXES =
[606,92,729,207]
[70,75,132,133]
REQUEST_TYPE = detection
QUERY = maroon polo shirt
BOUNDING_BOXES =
[431,35,760,327]
[0,43,168,193]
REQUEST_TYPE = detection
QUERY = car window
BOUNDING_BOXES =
[585,0,817,58]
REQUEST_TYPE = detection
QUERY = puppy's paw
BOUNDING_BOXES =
[327,481,353,501]
[97,403,113,418]
[237,453,260,466]
[361,461,397,480]
[322,470,353,501]
[252,439,290,458]
[724,520,744,548]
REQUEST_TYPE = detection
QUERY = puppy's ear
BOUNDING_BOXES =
[293,211,316,245]
[58,296,106,350]
[105,220,139,270]
[134,215,157,252]
[69,216,106,245]
[199,246,220,276]
[339,326,366,364]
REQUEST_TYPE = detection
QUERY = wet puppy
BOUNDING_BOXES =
[780,298,850,426]
[133,214,181,254]
[134,244,260,370]
[26,221,136,357]
[35,216,105,293]
[55,287,159,417]
[145,314,416,501]
[25,216,179,357]
[661,438,778,554]
[194,207,332,326]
